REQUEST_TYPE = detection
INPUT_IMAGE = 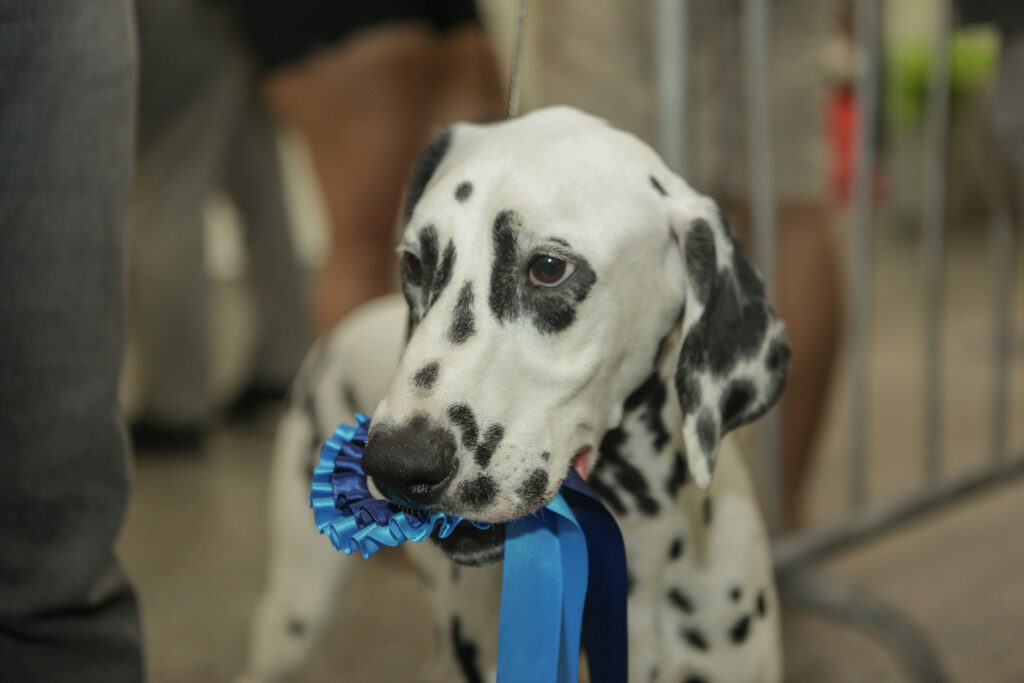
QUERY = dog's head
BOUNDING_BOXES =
[361,107,788,563]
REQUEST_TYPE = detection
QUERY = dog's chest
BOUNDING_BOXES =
[585,389,781,682]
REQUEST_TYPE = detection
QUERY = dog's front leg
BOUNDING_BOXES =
[242,410,359,682]
[408,543,502,683]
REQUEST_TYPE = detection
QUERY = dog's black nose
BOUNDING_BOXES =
[362,416,457,504]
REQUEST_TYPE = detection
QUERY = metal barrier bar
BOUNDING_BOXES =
[990,206,1013,464]
[846,0,881,512]
[653,0,691,176]
[780,569,949,682]
[742,0,782,535]
[921,0,953,487]
[774,449,1024,570]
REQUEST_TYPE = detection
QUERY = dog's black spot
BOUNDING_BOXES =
[669,536,685,560]
[679,278,766,376]
[623,374,671,451]
[720,379,756,432]
[341,383,360,412]
[287,618,306,637]
[729,615,751,644]
[489,210,522,323]
[589,477,627,516]
[666,451,688,498]
[526,260,597,334]
[433,523,505,566]
[488,210,597,334]
[685,220,717,305]
[455,181,473,202]
[516,468,549,509]
[413,362,440,391]
[598,427,627,460]
[731,232,766,301]
[757,590,767,617]
[767,337,790,372]
[417,224,440,301]
[451,616,483,683]
[644,382,671,450]
[540,451,550,461]
[474,424,504,469]
[447,403,479,449]
[415,227,457,312]
[703,497,713,525]
[599,428,660,516]
[697,409,717,455]
[682,628,709,651]
[449,281,476,344]
[404,129,451,224]
[668,588,694,614]
[729,586,742,602]
[458,475,497,508]
[432,240,456,307]
[674,232,778,436]
[676,373,701,417]
[649,175,668,196]
[624,373,660,411]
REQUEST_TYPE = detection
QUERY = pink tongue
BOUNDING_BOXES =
[571,446,593,480]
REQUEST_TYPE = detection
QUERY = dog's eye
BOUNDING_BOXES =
[528,255,576,288]
[402,253,424,285]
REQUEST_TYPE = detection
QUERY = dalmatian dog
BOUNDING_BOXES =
[243,106,789,683]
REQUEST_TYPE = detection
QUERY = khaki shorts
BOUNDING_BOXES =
[690,0,829,203]
[535,0,829,203]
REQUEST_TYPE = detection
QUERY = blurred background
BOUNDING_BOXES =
[115,1,1023,681]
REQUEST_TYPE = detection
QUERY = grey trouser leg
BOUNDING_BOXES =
[0,2,144,681]
[132,0,309,422]
[131,49,248,424]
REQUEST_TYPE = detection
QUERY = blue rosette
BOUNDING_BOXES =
[309,413,489,558]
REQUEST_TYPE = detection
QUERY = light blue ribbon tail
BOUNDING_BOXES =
[496,493,588,683]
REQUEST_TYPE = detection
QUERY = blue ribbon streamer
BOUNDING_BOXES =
[310,417,628,682]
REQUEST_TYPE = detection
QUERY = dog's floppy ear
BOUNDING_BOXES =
[670,197,790,489]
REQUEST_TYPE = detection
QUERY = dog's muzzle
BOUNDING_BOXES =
[361,416,456,505]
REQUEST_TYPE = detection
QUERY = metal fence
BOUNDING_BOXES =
[653,1,1022,680]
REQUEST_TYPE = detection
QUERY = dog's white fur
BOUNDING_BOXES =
[244,108,784,682]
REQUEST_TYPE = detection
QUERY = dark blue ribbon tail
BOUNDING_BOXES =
[562,470,629,683]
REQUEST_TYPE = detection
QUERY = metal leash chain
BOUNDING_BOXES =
[507,0,528,118]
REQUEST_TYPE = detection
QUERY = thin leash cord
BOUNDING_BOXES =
[507,0,528,118]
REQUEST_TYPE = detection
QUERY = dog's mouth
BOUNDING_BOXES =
[429,444,594,566]
[432,523,506,566]
[571,445,594,481]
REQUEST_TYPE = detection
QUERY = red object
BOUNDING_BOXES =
[828,86,856,203]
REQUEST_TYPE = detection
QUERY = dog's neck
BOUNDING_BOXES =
[588,326,688,516]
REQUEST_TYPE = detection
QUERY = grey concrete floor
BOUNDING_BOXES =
[118,221,1024,682]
